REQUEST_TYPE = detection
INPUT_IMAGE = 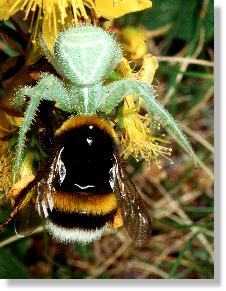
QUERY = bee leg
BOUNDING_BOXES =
[0,205,19,231]
[8,174,35,199]
[0,186,28,232]
[109,208,123,229]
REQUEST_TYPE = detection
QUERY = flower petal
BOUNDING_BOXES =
[121,27,148,60]
[95,0,152,19]
[0,0,20,20]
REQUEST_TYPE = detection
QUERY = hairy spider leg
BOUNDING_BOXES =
[99,79,196,164]
[13,73,73,181]
[39,35,63,77]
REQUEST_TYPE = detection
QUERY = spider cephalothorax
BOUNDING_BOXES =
[13,25,195,180]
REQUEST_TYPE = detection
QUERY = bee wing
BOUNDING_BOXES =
[112,153,152,246]
[0,147,63,237]
[15,146,65,236]
[14,185,44,236]
[15,151,61,236]
[0,171,45,235]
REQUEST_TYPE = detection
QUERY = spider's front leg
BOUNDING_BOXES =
[13,73,71,181]
[99,79,196,163]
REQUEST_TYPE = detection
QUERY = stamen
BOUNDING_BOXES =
[24,1,34,20]
[121,101,173,168]
[6,0,99,49]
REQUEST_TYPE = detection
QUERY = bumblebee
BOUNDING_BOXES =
[0,115,152,246]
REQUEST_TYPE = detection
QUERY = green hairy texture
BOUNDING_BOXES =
[54,26,122,85]
[13,25,195,180]
[100,79,196,163]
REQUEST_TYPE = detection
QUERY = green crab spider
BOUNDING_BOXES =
[13,25,195,180]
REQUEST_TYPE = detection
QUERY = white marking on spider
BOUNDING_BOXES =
[61,39,109,83]
[83,87,89,113]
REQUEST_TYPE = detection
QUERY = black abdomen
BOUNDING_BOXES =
[47,208,116,230]
[54,122,115,194]
[46,117,118,236]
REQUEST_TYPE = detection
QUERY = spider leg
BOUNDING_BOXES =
[39,35,62,76]
[13,73,71,181]
[33,73,72,112]
[14,86,34,108]
[100,79,196,164]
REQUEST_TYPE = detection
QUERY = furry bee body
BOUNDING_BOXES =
[44,116,119,243]
[0,115,152,246]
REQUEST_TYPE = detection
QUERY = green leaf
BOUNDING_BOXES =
[124,0,181,29]
[168,233,198,278]
[3,20,16,31]
[204,0,214,42]
[74,243,91,260]
[160,217,213,229]
[0,248,30,278]
[183,71,213,80]
[0,35,20,57]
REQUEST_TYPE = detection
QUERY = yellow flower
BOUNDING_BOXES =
[121,98,173,169]
[7,152,35,202]
[0,0,15,20]
[0,0,152,52]
[95,0,152,19]
[117,56,173,168]
[0,109,21,139]
[0,142,13,194]
[0,0,99,51]
[2,0,96,24]
[117,54,158,84]
[120,27,148,60]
